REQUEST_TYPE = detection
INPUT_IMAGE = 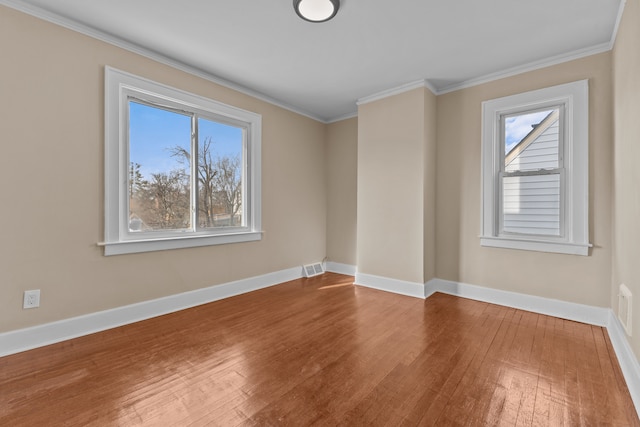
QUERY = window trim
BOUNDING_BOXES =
[102,66,262,256]
[480,80,590,256]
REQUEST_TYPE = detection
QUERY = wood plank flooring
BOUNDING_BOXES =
[1,273,637,426]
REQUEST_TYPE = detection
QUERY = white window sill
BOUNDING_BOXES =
[99,231,263,256]
[480,236,591,256]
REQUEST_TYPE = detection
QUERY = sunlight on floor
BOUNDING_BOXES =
[318,282,353,290]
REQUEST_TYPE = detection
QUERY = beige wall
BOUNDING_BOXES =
[613,0,640,357]
[436,52,613,307]
[0,6,327,332]
[326,118,358,266]
[1,2,633,349]
[357,88,434,284]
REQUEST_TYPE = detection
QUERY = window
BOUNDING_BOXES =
[480,80,590,255]
[103,67,261,255]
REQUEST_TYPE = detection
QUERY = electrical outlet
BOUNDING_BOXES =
[23,290,40,309]
[619,284,632,336]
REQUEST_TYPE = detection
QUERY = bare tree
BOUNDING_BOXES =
[170,137,242,227]
[213,155,242,226]
[140,170,190,230]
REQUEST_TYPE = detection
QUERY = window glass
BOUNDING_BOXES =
[104,67,262,255]
[128,102,248,234]
[128,101,192,232]
[500,106,563,237]
[196,118,244,229]
[504,108,560,172]
[502,174,561,236]
[480,80,589,255]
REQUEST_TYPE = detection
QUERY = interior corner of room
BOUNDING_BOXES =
[1,0,639,423]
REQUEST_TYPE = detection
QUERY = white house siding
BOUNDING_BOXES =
[503,118,561,236]
[502,174,560,235]
[505,119,559,172]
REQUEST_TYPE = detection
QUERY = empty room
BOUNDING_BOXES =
[1,0,639,425]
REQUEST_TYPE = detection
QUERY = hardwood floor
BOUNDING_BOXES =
[1,273,637,426]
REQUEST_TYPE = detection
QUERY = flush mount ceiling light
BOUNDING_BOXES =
[294,0,340,23]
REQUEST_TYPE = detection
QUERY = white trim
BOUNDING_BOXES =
[437,43,611,95]
[100,231,263,256]
[426,278,609,325]
[325,262,356,276]
[357,79,435,106]
[0,0,619,122]
[425,277,639,416]
[104,66,263,255]
[0,267,302,358]
[2,269,638,416]
[423,79,439,96]
[608,310,640,415]
[326,111,358,124]
[0,0,326,123]
[354,41,609,109]
[609,0,628,50]
[480,80,590,255]
[355,272,425,299]
[357,273,639,415]
[479,236,590,256]
[1,0,621,122]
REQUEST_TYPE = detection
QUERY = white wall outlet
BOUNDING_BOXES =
[23,290,40,309]
[619,284,632,336]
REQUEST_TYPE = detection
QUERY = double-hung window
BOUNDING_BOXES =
[103,67,262,255]
[480,80,590,255]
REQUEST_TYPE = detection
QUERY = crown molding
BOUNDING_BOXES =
[356,79,437,107]
[0,0,327,123]
[436,42,612,95]
[345,34,614,112]
[1,0,625,123]
[609,0,627,50]
[326,111,358,124]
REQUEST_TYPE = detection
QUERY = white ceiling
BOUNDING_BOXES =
[4,0,623,122]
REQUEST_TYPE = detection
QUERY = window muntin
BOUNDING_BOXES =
[480,80,590,256]
[499,106,564,238]
[104,67,262,255]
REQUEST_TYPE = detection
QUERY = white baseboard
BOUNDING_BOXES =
[355,272,426,298]
[0,266,302,357]
[353,273,638,415]
[326,262,357,276]
[607,310,640,414]
[426,277,638,416]
[2,267,638,417]
[426,278,610,326]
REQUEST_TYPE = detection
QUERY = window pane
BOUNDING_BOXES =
[504,108,560,172]
[128,101,192,232]
[502,174,560,236]
[197,118,244,228]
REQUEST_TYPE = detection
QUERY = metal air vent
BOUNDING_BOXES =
[303,262,325,278]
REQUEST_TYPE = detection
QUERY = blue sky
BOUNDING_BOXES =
[504,109,553,154]
[129,101,243,178]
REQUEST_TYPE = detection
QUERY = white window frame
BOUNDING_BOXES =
[102,67,262,256]
[480,80,590,256]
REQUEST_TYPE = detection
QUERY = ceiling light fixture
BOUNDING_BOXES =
[294,0,340,23]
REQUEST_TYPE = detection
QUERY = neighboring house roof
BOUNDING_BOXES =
[505,109,560,167]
